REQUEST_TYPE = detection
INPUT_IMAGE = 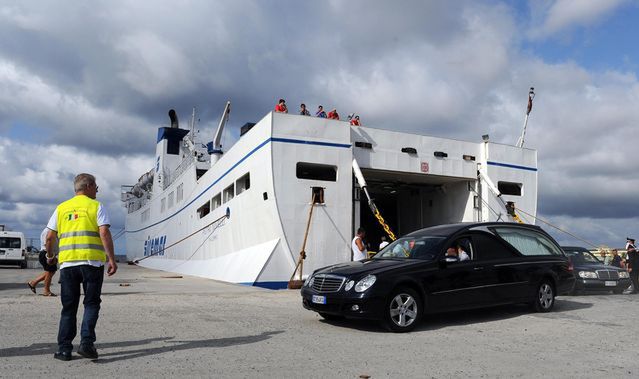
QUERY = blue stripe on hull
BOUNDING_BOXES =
[486,161,537,172]
[127,137,351,233]
[238,281,290,290]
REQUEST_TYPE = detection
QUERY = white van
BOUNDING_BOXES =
[0,230,27,268]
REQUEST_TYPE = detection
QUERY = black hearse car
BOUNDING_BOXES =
[562,246,630,294]
[301,222,575,332]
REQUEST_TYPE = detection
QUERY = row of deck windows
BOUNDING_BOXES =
[197,173,250,218]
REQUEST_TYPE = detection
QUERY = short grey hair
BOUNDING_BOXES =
[74,173,96,193]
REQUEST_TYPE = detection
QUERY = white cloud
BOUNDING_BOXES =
[530,0,629,40]
[0,136,151,240]
[0,60,157,154]
[0,0,638,248]
[115,31,196,98]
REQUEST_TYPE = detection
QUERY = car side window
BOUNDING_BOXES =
[471,232,519,261]
[444,237,473,263]
[492,227,563,256]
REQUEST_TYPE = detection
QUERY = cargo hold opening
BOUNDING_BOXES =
[356,169,474,253]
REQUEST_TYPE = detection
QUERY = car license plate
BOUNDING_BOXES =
[605,281,616,287]
[312,295,326,304]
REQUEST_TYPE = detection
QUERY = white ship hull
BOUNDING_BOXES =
[124,112,538,289]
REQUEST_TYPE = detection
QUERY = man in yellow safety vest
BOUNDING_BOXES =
[45,173,117,361]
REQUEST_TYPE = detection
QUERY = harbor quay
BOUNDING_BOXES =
[1,264,638,378]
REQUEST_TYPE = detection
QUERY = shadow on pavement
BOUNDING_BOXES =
[0,331,284,363]
[318,298,593,333]
[0,282,37,291]
[95,331,284,363]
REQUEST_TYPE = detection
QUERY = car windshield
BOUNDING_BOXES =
[374,236,446,260]
[566,250,601,264]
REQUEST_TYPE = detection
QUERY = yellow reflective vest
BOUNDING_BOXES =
[56,195,106,263]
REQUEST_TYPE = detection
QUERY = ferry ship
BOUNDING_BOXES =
[122,104,538,289]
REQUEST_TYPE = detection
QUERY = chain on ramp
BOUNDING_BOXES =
[373,208,396,241]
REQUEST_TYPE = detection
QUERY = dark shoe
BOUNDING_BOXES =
[77,345,98,360]
[27,282,36,294]
[54,351,72,361]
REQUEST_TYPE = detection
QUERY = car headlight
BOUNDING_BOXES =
[578,271,597,279]
[344,280,355,291]
[305,275,315,287]
[619,271,630,279]
[355,275,376,292]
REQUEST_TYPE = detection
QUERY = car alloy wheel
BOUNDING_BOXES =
[534,281,555,312]
[385,287,421,332]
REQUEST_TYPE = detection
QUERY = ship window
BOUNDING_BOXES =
[160,198,166,213]
[212,193,221,210]
[236,173,250,194]
[176,183,184,202]
[167,139,180,155]
[197,200,211,218]
[168,192,174,208]
[498,181,522,196]
[296,162,337,182]
[223,184,235,203]
[141,209,150,222]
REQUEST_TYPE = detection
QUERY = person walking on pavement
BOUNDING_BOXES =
[46,173,117,361]
[352,228,367,261]
[27,228,59,296]
[627,238,638,294]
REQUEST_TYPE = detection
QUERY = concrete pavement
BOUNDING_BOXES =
[1,264,638,378]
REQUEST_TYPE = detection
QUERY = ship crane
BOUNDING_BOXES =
[209,101,231,165]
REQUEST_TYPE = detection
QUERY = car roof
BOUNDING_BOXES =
[406,222,543,238]
[561,246,590,251]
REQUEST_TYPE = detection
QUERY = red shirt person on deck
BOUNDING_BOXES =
[274,99,288,113]
[327,109,339,120]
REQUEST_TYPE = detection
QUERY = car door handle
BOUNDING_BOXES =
[473,266,484,271]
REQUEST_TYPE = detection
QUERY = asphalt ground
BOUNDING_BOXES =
[1,264,638,378]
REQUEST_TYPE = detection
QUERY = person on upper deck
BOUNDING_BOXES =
[274,99,288,113]
[299,103,310,116]
[315,105,327,118]
[327,109,339,120]
[350,115,361,126]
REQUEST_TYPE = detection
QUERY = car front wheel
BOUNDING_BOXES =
[383,287,422,333]
[532,280,555,312]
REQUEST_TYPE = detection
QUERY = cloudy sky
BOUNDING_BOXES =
[1,0,638,251]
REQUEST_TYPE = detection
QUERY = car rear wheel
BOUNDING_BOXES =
[532,280,555,312]
[383,287,422,333]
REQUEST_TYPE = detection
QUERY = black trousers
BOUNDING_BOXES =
[630,269,639,293]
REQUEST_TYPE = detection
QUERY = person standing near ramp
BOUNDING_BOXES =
[46,173,117,361]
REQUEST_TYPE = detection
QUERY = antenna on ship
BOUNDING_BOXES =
[516,87,535,148]
[190,106,196,143]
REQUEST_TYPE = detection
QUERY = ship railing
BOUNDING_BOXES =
[163,156,195,190]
